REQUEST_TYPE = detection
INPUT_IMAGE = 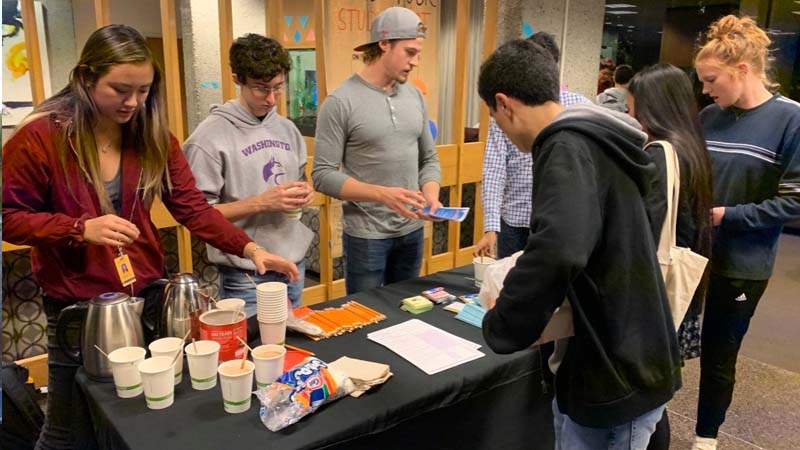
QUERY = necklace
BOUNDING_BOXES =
[99,140,113,154]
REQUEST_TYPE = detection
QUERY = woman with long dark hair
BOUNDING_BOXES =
[627,63,714,450]
[2,25,298,449]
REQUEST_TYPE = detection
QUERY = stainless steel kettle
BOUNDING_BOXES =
[57,292,145,380]
[161,273,209,341]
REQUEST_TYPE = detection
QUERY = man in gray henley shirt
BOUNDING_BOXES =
[312,7,442,294]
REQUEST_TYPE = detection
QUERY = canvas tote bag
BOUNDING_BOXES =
[648,140,709,330]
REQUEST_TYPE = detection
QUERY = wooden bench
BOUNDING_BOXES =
[16,353,48,389]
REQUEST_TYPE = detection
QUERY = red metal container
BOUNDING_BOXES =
[199,310,247,362]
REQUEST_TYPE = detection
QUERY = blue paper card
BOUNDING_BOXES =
[421,206,470,222]
[455,303,487,328]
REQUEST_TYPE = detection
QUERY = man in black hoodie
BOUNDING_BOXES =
[479,40,681,449]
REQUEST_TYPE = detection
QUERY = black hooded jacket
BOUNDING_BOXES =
[482,104,681,427]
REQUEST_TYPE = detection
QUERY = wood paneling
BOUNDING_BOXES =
[218,0,235,101]
[19,0,45,105]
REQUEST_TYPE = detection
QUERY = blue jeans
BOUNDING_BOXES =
[498,219,529,259]
[343,228,424,295]
[218,260,305,316]
[553,399,665,450]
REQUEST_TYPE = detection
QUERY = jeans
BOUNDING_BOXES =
[553,399,665,450]
[696,273,768,438]
[343,228,424,295]
[36,298,97,450]
[218,260,305,316]
[498,219,529,259]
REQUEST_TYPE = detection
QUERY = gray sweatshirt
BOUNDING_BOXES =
[596,87,629,113]
[184,100,313,269]
[312,74,441,239]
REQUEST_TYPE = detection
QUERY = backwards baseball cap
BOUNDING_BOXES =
[353,7,427,52]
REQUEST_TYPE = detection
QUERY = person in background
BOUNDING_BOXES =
[692,15,800,450]
[2,25,297,450]
[312,7,442,295]
[627,64,714,450]
[597,64,634,113]
[474,31,590,259]
[479,38,680,450]
[184,34,314,322]
[597,58,615,95]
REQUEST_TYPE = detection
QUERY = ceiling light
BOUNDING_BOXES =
[793,11,800,15]
[606,3,636,8]
[607,11,638,15]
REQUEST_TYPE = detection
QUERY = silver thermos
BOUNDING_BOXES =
[57,292,145,380]
[161,273,207,341]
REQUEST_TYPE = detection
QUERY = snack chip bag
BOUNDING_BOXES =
[255,357,354,431]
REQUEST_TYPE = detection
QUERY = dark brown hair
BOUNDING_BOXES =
[230,33,291,83]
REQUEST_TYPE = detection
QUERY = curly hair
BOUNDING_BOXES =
[695,15,777,91]
[229,34,291,83]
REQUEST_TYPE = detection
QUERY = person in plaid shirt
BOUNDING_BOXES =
[475,32,590,258]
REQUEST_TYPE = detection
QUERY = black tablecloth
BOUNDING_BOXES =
[76,266,555,450]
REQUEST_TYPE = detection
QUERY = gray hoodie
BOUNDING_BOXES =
[184,100,313,269]
[596,87,629,113]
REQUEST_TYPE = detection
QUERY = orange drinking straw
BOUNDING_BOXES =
[284,344,315,356]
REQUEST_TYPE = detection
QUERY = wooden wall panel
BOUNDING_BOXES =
[321,0,440,123]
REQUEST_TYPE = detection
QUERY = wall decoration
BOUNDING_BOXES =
[522,22,534,37]
[277,0,316,48]
[1,0,50,126]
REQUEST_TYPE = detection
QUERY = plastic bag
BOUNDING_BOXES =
[255,357,354,431]
[478,251,523,308]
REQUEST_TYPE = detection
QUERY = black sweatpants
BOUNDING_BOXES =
[695,273,769,438]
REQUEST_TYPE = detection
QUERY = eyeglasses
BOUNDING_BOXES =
[246,83,285,96]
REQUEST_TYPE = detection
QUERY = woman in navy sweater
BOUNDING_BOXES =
[693,15,800,450]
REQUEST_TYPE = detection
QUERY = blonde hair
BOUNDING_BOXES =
[695,15,778,92]
[15,24,172,214]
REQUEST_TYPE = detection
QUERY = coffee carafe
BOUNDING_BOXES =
[57,292,145,380]
[161,273,208,340]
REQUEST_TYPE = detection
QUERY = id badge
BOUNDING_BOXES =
[114,253,137,287]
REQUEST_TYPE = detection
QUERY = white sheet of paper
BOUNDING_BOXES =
[367,319,484,375]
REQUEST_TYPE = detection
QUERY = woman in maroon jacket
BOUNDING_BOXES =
[2,25,298,450]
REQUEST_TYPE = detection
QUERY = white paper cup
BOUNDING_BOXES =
[184,340,220,391]
[218,360,255,414]
[285,209,302,220]
[251,344,286,389]
[258,320,287,345]
[472,256,496,287]
[138,357,176,410]
[149,337,185,385]
[108,346,146,398]
[215,298,246,312]
[256,282,287,295]
[257,314,288,324]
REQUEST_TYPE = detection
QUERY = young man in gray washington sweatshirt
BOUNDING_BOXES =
[184,34,313,325]
[312,7,442,295]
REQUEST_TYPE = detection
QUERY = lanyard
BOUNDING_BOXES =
[115,169,143,296]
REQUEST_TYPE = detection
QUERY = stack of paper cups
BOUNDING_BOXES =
[256,282,287,345]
